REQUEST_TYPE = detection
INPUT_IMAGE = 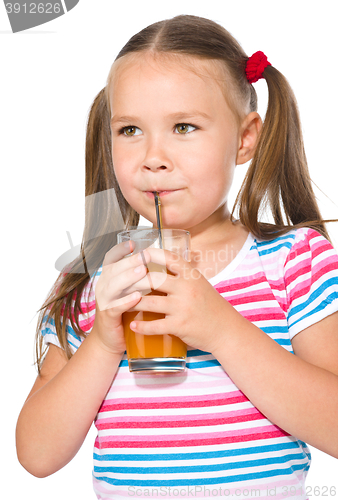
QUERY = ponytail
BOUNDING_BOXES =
[233,65,330,241]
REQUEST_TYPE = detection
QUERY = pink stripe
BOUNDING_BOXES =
[106,376,234,393]
[94,425,289,449]
[312,241,333,258]
[241,311,286,322]
[93,473,305,499]
[269,279,287,292]
[285,261,311,288]
[215,274,266,293]
[97,407,259,424]
[79,299,96,313]
[79,316,95,331]
[99,390,248,412]
[312,259,338,279]
[287,260,338,305]
[219,278,287,296]
[96,408,264,429]
[227,291,276,306]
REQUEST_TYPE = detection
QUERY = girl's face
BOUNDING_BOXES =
[109,53,242,235]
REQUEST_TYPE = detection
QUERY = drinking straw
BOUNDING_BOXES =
[153,191,164,249]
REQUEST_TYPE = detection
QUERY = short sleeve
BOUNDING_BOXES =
[285,228,338,339]
[41,266,102,353]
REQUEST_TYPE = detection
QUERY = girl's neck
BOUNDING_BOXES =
[187,205,236,248]
[187,210,250,279]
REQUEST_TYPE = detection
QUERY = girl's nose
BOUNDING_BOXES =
[142,139,173,172]
[143,162,168,171]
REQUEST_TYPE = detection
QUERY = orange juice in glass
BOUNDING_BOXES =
[117,228,190,373]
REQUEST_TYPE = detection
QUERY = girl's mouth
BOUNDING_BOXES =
[145,190,180,198]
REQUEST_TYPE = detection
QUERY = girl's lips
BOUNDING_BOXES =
[145,190,181,198]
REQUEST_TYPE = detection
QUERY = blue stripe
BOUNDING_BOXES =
[260,326,289,334]
[291,277,338,316]
[289,294,338,331]
[91,266,102,278]
[41,326,79,350]
[258,241,293,256]
[299,441,312,461]
[93,442,303,462]
[288,284,338,321]
[94,453,306,475]
[42,314,82,342]
[256,233,296,248]
[41,326,56,338]
[95,462,309,487]
[187,349,211,357]
[255,233,296,256]
[42,314,53,326]
[186,359,221,369]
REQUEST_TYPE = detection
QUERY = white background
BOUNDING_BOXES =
[1,1,338,498]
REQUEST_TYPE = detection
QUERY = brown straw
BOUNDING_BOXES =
[153,191,164,249]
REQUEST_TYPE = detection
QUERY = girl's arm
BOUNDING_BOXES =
[16,331,123,478]
[211,307,338,458]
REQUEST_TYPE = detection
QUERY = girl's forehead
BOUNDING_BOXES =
[109,52,228,92]
[106,51,245,123]
[109,55,229,118]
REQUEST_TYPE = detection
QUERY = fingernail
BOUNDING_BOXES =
[134,265,144,273]
[130,321,137,330]
[125,241,133,252]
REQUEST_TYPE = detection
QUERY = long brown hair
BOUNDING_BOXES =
[35,14,330,371]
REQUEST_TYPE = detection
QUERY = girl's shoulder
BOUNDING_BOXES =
[244,227,338,285]
[247,228,338,302]
[253,227,334,259]
[41,264,104,353]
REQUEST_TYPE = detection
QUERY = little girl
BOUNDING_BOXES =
[16,15,338,500]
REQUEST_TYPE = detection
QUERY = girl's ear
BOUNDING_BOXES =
[236,112,262,165]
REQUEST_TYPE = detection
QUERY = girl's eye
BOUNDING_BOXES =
[122,126,142,136]
[175,123,196,134]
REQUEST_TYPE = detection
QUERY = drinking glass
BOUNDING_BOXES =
[117,228,190,373]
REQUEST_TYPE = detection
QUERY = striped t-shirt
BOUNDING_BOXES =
[42,228,338,500]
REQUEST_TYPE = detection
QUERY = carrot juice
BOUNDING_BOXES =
[117,228,190,373]
[123,294,187,359]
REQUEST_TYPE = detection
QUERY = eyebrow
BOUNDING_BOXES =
[110,115,138,126]
[110,111,211,126]
[167,111,212,122]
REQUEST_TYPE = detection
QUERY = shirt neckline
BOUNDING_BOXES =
[208,232,255,286]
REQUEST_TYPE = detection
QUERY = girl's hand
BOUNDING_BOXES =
[129,248,230,354]
[91,241,151,355]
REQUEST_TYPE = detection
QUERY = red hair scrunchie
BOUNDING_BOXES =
[245,51,271,84]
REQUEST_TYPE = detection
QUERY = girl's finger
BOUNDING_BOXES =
[131,294,170,315]
[103,247,151,278]
[109,263,150,295]
[130,317,169,336]
[102,240,136,266]
[96,291,142,312]
[125,271,175,295]
[146,248,188,274]
[96,263,149,310]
